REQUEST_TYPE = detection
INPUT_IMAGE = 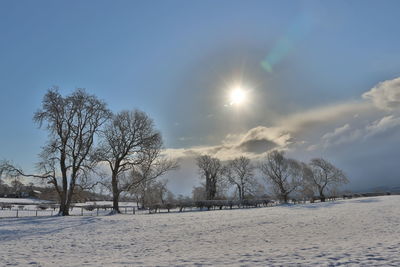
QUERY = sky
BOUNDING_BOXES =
[1,0,400,195]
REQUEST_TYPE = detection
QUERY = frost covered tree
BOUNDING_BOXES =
[1,88,110,215]
[97,110,176,213]
[224,156,255,201]
[259,150,303,203]
[308,158,348,202]
[196,155,224,200]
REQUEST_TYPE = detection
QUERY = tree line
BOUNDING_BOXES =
[195,151,348,204]
[0,178,36,198]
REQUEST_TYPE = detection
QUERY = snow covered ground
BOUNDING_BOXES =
[0,198,51,204]
[1,196,399,266]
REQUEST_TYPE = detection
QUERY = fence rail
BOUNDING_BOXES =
[0,206,145,218]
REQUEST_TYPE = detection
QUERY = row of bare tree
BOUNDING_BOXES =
[195,151,348,203]
[1,88,178,215]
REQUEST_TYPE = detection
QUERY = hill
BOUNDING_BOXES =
[1,195,399,266]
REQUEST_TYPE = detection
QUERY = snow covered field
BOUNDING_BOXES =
[0,198,51,204]
[1,196,399,266]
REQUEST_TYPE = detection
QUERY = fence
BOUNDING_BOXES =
[0,199,276,219]
[4,193,391,219]
[0,205,146,218]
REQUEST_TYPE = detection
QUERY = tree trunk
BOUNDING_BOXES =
[58,165,69,216]
[320,191,326,202]
[240,180,245,201]
[205,176,211,200]
[58,201,67,216]
[111,172,120,213]
[64,173,77,216]
[238,186,243,202]
[62,188,73,216]
[211,179,217,200]
[282,194,288,204]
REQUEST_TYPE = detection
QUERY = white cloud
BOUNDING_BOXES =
[279,101,371,133]
[322,124,351,140]
[366,115,400,138]
[308,114,400,151]
[363,77,400,110]
[311,123,363,150]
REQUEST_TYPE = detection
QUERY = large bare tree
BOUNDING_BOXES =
[1,88,110,215]
[259,150,303,203]
[97,110,177,213]
[224,156,255,201]
[196,155,224,200]
[308,158,348,202]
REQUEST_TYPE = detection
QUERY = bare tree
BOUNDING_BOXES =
[129,154,178,208]
[224,156,255,201]
[296,162,316,202]
[1,88,110,215]
[97,110,176,213]
[129,143,178,209]
[134,179,173,208]
[259,150,302,203]
[308,158,348,202]
[151,180,172,204]
[196,155,225,200]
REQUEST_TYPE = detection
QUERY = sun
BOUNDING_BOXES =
[229,86,247,105]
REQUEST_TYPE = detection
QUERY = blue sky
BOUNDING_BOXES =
[1,1,400,194]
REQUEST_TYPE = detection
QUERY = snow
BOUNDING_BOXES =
[0,198,135,207]
[73,201,138,207]
[0,198,51,204]
[1,196,399,266]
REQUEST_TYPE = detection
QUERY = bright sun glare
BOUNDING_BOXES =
[229,86,247,106]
